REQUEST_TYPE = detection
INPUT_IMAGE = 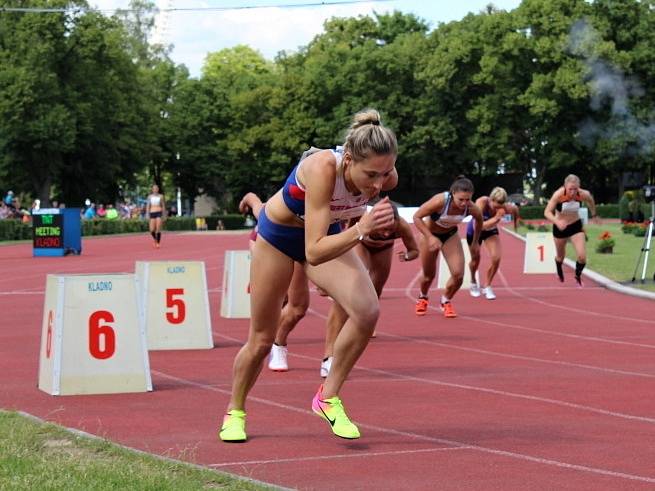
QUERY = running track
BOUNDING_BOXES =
[1,228,655,490]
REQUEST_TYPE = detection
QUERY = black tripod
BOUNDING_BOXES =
[631,201,655,283]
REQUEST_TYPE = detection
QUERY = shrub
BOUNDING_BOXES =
[595,231,615,253]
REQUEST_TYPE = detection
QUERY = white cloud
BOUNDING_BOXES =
[164,2,379,75]
[88,0,523,77]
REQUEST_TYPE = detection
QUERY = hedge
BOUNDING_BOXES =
[0,214,249,242]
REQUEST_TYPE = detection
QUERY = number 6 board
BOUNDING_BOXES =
[38,274,152,395]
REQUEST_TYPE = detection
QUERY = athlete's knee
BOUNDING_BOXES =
[286,303,308,325]
[249,337,274,360]
[350,298,380,329]
[450,271,464,286]
[421,270,436,283]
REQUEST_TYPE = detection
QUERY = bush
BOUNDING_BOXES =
[0,219,32,241]
[595,231,616,253]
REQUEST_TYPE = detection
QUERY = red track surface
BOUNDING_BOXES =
[2,229,655,490]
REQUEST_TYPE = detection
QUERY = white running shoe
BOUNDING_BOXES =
[320,356,333,378]
[268,344,289,371]
[469,283,481,297]
[482,286,496,300]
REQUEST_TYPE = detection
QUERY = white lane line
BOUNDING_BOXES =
[496,269,655,325]
[219,330,655,426]
[210,446,470,468]
[402,270,655,350]
[153,369,655,484]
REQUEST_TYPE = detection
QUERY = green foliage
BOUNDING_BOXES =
[0,220,32,241]
[205,214,246,230]
[3,3,655,210]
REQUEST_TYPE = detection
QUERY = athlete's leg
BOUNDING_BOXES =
[367,246,394,297]
[417,235,439,297]
[468,237,481,284]
[569,231,587,282]
[441,234,465,300]
[306,249,378,399]
[483,234,502,286]
[323,301,348,359]
[554,236,567,281]
[227,237,294,411]
[274,263,309,345]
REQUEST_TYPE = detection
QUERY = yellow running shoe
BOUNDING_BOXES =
[219,409,247,442]
[312,385,360,439]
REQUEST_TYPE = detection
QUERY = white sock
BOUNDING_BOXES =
[441,295,450,304]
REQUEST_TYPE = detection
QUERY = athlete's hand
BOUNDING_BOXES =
[427,235,440,252]
[398,249,418,262]
[555,219,567,231]
[238,192,258,215]
[359,197,394,236]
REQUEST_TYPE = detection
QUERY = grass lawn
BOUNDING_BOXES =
[0,411,271,491]
[516,222,655,292]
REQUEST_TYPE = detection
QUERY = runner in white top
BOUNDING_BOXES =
[412,176,483,319]
[219,108,398,443]
[146,184,166,249]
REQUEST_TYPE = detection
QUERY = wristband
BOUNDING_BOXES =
[354,222,364,241]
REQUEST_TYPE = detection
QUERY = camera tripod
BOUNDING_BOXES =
[631,201,655,283]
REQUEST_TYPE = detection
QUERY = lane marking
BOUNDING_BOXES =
[210,446,470,467]
[154,369,655,484]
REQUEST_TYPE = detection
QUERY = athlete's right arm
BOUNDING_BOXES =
[413,193,442,238]
[302,152,363,266]
[239,192,264,219]
[544,188,563,224]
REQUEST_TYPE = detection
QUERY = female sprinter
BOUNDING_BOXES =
[146,184,166,248]
[544,174,597,286]
[467,187,519,300]
[239,191,310,372]
[413,177,483,318]
[320,204,419,377]
[219,109,398,442]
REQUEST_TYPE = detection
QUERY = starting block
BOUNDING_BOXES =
[221,250,251,318]
[524,233,556,273]
[38,274,152,395]
[437,238,479,289]
[135,261,213,350]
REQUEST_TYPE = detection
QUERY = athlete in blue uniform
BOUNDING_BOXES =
[466,187,519,300]
[220,109,398,442]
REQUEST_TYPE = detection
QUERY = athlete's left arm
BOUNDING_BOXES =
[396,217,419,261]
[581,189,597,218]
[509,203,520,231]
[469,204,484,246]
[381,166,398,192]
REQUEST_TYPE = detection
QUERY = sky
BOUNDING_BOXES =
[91,0,523,77]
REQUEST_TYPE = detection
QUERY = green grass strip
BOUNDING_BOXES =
[0,410,275,491]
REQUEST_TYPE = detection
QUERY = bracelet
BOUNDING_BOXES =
[354,222,364,241]
[403,252,409,261]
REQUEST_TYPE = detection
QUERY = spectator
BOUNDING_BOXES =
[105,204,119,220]
[0,202,10,219]
[83,204,96,220]
[96,204,106,218]
[4,190,14,206]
